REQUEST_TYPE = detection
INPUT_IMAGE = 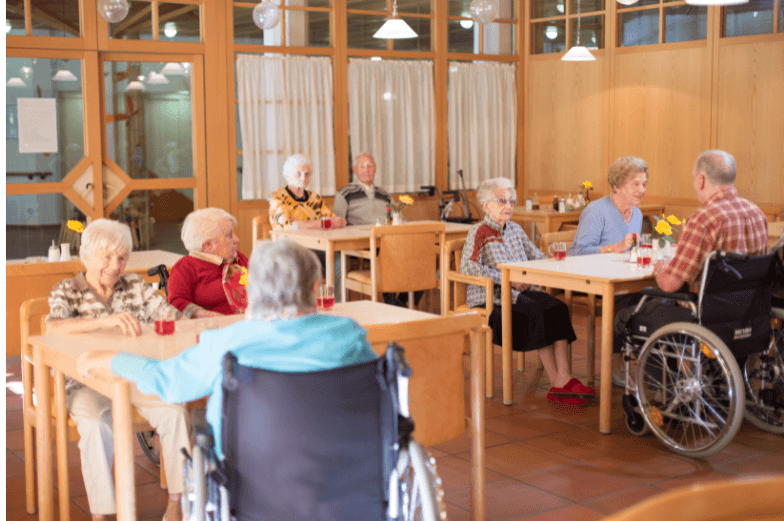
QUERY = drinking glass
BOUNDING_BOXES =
[154,319,175,335]
[320,216,332,229]
[640,244,653,267]
[317,283,335,311]
[549,241,567,260]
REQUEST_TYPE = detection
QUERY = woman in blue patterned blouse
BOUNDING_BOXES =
[460,178,594,406]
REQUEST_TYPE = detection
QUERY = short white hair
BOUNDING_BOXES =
[181,208,237,253]
[353,152,375,169]
[477,177,515,207]
[282,154,312,186]
[247,239,321,319]
[79,219,133,263]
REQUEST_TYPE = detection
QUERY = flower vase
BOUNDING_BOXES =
[654,240,667,262]
[664,241,674,259]
[392,212,403,225]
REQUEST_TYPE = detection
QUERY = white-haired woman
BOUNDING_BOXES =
[269,154,347,231]
[460,178,594,406]
[77,238,376,465]
[46,219,189,521]
[168,208,249,317]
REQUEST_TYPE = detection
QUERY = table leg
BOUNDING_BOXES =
[440,241,447,316]
[34,345,54,521]
[325,242,335,288]
[54,371,71,521]
[113,381,136,521]
[502,268,513,405]
[340,251,348,303]
[599,284,615,434]
[469,329,486,521]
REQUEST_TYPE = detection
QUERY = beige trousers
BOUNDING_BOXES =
[67,386,190,515]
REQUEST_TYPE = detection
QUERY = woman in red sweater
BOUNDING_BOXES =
[168,208,249,317]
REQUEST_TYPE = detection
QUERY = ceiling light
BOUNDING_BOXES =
[147,72,169,85]
[562,0,595,62]
[20,66,32,80]
[163,22,177,38]
[469,0,499,24]
[616,0,640,5]
[460,19,474,29]
[685,0,748,5]
[6,20,12,33]
[252,1,282,30]
[545,26,558,40]
[374,0,417,39]
[97,0,130,23]
[7,78,26,87]
[126,81,145,91]
[161,62,186,75]
[53,70,78,81]
[370,57,382,61]
[556,3,565,13]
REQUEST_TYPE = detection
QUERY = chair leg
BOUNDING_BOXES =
[516,352,525,371]
[485,331,494,399]
[23,413,36,514]
[408,291,414,310]
[159,448,167,489]
[55,371,70,521]
[567,342,573,374]
[587,294,597,385]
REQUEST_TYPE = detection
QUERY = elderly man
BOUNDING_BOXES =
[615,150,768,338]
[333,153,393,225]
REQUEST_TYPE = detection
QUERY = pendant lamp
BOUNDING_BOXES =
[374,0,417,39]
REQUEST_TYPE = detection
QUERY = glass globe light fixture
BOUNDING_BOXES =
[98,0,130,23]
[6,20,12,33]
[469,0,498,24]
[252,1,282,30]
[163,22,177,38]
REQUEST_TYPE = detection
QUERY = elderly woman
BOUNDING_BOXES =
[570,156,648,255]
[461,178,593,406]
[77,238,376,460]
[46,219,189,521]
[269,154,347,231]
[168,208,249,317]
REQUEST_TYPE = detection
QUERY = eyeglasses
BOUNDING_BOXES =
[489,197,517,207]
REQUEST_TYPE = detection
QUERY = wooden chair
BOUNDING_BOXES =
[757,204,783,223]
[442,238,527,398]
[344,223,445,309]
[252,215,272,246]
[21,298,165,520]
[601,475,784,521]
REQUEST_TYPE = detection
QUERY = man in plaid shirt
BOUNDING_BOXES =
[615,150,768,339]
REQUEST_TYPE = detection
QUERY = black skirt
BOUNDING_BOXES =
[488,290,577,352]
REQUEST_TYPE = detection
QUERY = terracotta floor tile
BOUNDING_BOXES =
[524,426,667,461]
[729,422,784,453]
[424,446,448,458]
[458,441,573,478]
[447,479,571,521]
[8,449,27,479]
[579,485,666,516]
[717,454,784,475]
[516,462,651,502]
[700,439,773,467]
[72,481,168,520]
[7,429,26,452]
[583,446,703,483]
[442,501,472,521]
[651,468,738,490]
[485,412,576,441]
[432,428,516,456]
[514,504,605,521]
[7,394,24,411]
[434,455,505,491]
[7,409,25,431]
[6,476,32,512]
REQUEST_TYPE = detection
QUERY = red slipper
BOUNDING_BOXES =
[547,393,587,407]
[551,378,596,396]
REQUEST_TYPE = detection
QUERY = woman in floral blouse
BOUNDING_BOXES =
[460,178,594,406]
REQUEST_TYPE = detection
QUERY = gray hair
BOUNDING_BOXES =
[247,239,322,319]
[477,177,515,207]
[695,150,736,185]
[79,219,133,263]
[282,154,312,186]
[608,156,648,191]
[353,152,375,169]
[181,208,237,253]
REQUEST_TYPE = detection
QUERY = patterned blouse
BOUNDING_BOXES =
[269,187,335,230]
[47,272,181,393]
[460,215,546,308]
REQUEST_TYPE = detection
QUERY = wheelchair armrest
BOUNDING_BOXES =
[640,286,698,302]
[191,407,214,451]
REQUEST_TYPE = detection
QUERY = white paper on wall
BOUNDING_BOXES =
[17,98,58,154]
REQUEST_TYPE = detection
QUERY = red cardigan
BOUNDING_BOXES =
[168,252,249,316]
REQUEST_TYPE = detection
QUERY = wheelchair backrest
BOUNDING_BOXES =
[220,344,407,521]
[698,250,778,357]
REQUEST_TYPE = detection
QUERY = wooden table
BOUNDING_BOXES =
[30,301,487,521]
[6,250,183,356]
[499,253,655,433]
[271,221,473,310]
[768,221,784,248]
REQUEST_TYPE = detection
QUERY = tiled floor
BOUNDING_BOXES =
[7,316,784,521]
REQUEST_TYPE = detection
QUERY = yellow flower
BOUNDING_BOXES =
[582,181,593,189]
[666,215,681,225]
[655,220,672,235]
[238,267,249,286]
[67,220,84,233]
[399,195,414,205]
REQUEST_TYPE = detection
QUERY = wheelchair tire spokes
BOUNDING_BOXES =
[635,322,745,458]
[743,319,784,433]
[392,441,443,521]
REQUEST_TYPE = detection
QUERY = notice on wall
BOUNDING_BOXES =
[17,98,58,154]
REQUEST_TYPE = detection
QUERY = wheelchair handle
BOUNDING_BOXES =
[147,264,170,296]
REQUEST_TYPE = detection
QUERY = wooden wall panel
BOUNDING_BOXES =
[612,46,712,202]
[526,57,607,196]
[716,41,784,208]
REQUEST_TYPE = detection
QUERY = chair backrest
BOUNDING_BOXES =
[251,215,272,247]
[756,204,782,223]
[541,230,577,258]
[220,350,399,520]
[698,250,778,357]
[21,297,50,360]
[444,239,467,312]
[370,223,445,294]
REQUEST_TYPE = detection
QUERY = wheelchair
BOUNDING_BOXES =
[180,342,445,521]
[620,247,784,458]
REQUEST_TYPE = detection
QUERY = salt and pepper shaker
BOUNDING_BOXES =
[60,243,72,261]
[552,195,559,210]
[629,235,639,264]
[48,240,60,262]
[566,193,574,208]
[558,197,566,213]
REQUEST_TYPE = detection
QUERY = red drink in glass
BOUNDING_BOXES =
[317,296,335,310]
[155,319,175,335]
[321,218,332,229]
[554,250,566,260]
[641,245,653,266]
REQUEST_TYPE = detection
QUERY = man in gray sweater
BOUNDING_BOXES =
[333,153,393,225]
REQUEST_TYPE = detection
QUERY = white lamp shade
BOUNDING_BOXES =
[126,80,145,91]
[147,72,170,84]
[161,62,186,75]
[7,77,26,87]
[616,0,640,5]
[561,45,596,61]
[373,17,418,39]
[53,70,78,81]
[686,0,748,4]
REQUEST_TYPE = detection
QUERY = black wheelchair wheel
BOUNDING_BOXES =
[635,322,745,458]
[137,431,161,466]
[743,311,784,434]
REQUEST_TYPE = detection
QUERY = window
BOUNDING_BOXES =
[618,0,707,47]
[532,0,605,54]
[723,0,780,37]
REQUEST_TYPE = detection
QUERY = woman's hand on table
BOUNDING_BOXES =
[193,309,222,319]
[102,312,143,337]
[77,350,117,379]
[603,233,636,254]
[330,216,347,229]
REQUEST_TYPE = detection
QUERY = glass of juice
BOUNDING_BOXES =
[317,283,335,311]
[320,216,332,229]
[154,319,175,335]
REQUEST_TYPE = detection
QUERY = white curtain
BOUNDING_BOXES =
[448,62,517,190]
[348,58,435,193]
[236,55,335,200]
